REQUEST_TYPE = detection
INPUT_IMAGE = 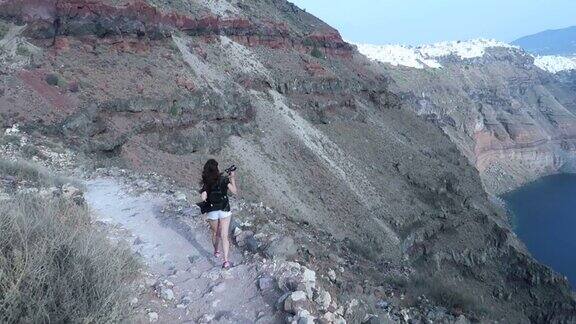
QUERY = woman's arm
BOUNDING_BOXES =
[227,171,238,195]
[200,190,207,202]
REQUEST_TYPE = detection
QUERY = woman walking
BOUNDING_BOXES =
[199,159,238,269]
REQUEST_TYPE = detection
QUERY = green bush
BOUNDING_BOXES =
[44,72,69,88]
[169,101,182,117]
[15,44,30,57]
[0,24,8,39]
[311,46,324,59]
[21,144,42,159]
[0,195,140,323]
[302,38,317,47]
[45,73,59,86]
[0,134,20,146]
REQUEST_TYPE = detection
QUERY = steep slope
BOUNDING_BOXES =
[0,1,575,323]
[361,41,576,195]
[513,25,576,56]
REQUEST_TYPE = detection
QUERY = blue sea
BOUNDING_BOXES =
[502,174,576,287]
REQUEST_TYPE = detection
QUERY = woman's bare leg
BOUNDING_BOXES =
[208,219,220,253]
[218,216,231,263]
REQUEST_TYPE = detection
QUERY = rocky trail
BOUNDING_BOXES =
[85,178,281,323]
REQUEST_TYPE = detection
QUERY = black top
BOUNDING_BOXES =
[200,175,230,192]
[201,175,230,212]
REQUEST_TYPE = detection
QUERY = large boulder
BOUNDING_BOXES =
[266,236,298,260]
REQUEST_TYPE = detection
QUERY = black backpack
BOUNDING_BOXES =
[207,177,229,211]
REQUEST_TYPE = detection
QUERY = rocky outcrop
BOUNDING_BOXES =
[0,0,353,57]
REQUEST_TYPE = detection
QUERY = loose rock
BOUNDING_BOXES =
[148,312,159,322]
[160,287,175,301]
[266,236,297,260]
[284,291,309,315]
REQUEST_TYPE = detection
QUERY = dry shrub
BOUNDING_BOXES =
[0,195,139,323]
[0,159,82,189]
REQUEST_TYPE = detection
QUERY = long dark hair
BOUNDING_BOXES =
[201,159,220,191]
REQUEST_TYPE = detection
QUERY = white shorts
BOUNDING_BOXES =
[206,210,232,221]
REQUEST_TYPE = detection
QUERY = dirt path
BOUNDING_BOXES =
[85,178,281,323]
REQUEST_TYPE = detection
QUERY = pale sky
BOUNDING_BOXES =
[290,0,576,45]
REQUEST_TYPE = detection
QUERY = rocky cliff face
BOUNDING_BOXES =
[0,1,575,323]
[373,47,576,195]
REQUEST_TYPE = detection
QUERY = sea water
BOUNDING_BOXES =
[502,174,576,287]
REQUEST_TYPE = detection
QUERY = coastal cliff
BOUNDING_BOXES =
[0,1,575,322]
[365,44,576,194]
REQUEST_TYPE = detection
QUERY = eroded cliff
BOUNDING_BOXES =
[0,1,574,322]
[375,47,576,195]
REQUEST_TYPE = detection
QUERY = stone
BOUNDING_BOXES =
[321,312,347,324]
[129,297,138,306]
[334,315,347,324]
[299,268,316,299]
[314,289,332,310]
[295,310,315,324]
[376,300,390,309]
[328,269,337,282]
[211,282,226,293]
[362,315,387,324]
[180,296,192,305]
[245,236,260,252]
[454,315,471,324]
[148,312,159,322]
[258,276,275,291]
[229,217,241,232]
[345,299,359,316]
[198,313,215,323]
[145,277,158,287]
[265,236,298,260]
[284,291,309,315]
[285,262,302,271]
[302,268,316,282]
[236,230,254,247]
[136,180,150,189]
[320,312,335,323]
[160,287,175,301]
[335,306,344,316]
[276,292,291,310]
[174,191,187,202]
[68,81,80,93]
[61,183,84,205]
[256,315,277,323]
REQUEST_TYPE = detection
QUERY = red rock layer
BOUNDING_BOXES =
[0,0,353,58]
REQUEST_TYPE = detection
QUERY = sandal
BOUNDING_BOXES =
[214,251,221,258]
[222,260,232,269]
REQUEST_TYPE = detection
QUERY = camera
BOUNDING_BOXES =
[224,165,237,174]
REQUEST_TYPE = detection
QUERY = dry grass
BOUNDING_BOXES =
[0,195,140,323]
[0,159,82,189]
